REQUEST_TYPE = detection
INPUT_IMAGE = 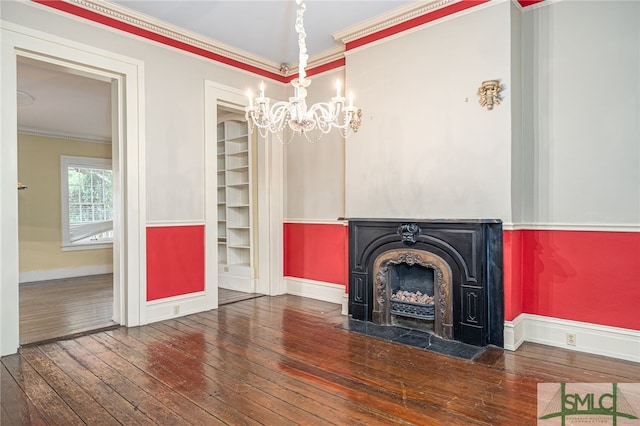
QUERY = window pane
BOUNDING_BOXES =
[81,187,92,203]
[80,204,93,222]
[68,185,81,203]
[95,205,105,221]
[64,159,113,244]
[69,204,81,223]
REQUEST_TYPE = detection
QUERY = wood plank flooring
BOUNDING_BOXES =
[3,295,639,425]
[19,277,258,346]
[218,288,264,305]
[19,274,117,346]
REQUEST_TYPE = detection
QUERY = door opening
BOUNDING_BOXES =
[16,57,120,345]
[1,29,144,356]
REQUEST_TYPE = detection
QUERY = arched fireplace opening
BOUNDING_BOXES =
[373,249,453,340]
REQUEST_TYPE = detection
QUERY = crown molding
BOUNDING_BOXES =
[333,0,458,46]
[277,46,345,80]
[65,0,284,77]
[307,46,345,70]
[18,126,111,144]
[44,0,495,82]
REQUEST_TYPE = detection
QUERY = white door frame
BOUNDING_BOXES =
[204,81,285,298]
[0,22,146,355]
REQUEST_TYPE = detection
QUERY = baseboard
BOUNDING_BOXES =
[218,273,256,293]
[504,314,640,363]
[503,314,526,351]
[285,277,345,305]
[19,265,113,283]
[145,291,210,324]
[341,294,349,315]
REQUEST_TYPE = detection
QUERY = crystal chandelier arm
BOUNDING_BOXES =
[246,100,293,132]
[307,102,341,133]
[307,101,360,136]
[267,101,294,129]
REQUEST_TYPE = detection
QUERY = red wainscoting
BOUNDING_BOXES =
[283,225,639,331]
[514,229,640,330]
[283,223,348,287]
[284,223,640,330]
[146,225,205,301]
[503,230,524,321]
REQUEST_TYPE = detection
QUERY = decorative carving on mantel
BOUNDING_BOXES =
[398,223,420,244]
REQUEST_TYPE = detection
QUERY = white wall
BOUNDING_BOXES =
[510,2,524,225]
[522,0,640,227]
[0,0,283,354]
[1,1,271,224]
[344,2,513,221]
[285,68,346,221]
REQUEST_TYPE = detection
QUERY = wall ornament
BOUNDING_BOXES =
[477,80,502,110]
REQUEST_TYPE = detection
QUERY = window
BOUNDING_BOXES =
[61,155,113,250]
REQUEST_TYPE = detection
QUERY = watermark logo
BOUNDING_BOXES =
[538,383,640,425]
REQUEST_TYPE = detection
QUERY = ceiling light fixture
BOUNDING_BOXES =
[17,90,35,107]
[245,0,361,142]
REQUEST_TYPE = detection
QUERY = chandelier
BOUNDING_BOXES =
[245,0,362,141]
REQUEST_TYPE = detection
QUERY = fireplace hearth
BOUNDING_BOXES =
[348,219,504,347]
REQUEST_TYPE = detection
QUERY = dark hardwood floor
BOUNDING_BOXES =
[19,277,259,346]
[218,288,263,305]
[19,274,117,346]
[3,295,638,425]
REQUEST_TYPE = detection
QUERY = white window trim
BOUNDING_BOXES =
[60,155,113,251]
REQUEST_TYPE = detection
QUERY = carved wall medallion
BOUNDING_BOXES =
[477,79,503,110]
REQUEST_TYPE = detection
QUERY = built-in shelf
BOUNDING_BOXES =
[217,119,254,286]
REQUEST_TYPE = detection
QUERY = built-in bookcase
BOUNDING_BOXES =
[217,119,254,290]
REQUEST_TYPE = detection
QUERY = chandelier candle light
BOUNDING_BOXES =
[245,0,362,141]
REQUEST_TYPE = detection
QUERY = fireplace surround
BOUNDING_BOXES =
[348,219,504,347]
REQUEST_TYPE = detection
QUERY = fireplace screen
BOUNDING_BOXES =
[389,263,435,321]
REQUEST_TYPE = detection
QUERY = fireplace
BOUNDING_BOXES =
[348,219,503,347]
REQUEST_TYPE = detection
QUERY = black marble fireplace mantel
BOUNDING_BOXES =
[345,218,504,347]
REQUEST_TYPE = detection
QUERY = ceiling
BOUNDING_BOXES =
[15,0,415,140]
[17,58,113,142]
[112,0,413,67]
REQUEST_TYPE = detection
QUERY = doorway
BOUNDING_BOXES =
[216,105,262,306]
[16,58,119,345]
[204,81,284,310]
[1,26,145,355]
